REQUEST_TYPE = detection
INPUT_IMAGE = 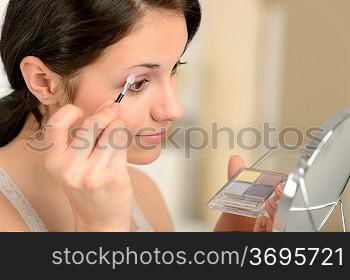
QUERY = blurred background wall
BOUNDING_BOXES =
[135,0,350,231]
[1,0,349,231]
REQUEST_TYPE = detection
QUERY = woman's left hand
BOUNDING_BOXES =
[254,182,285,232]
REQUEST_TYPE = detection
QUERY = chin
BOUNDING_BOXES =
[127,146,162,165]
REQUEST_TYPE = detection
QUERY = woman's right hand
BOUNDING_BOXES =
[43,99,133,232]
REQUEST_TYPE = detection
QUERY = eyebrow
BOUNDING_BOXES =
[127,63,161,70]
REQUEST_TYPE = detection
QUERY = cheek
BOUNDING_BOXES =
[120,96,152,134]
[73,78,113,117]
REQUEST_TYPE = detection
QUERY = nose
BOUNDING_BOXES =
[151,82,184,122]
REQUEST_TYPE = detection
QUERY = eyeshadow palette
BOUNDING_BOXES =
[207,168,287,218]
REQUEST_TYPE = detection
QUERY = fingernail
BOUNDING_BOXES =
[111,103,121,113]
[261,217,266,227]
[95,99,115,113]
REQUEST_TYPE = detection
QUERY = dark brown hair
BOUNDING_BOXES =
[0,0,201,147]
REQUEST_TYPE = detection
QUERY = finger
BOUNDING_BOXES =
[228,155,245,179]
[265,196,278,219]
[107,121,129,172]
[94,99,116,114]
[45,104,84,157]
[89,117,128,171]
[68,101,122,159]
[274,183,284,200]
[254,216,267,232]
[266,217,274,232]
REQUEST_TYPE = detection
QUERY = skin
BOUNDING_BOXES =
[0,8,278,232]
[0,9,184,232]
[214,155,284,232]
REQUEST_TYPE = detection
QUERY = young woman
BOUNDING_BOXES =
[0,0,279,232]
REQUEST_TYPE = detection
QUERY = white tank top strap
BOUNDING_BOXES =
[0,166,48,232]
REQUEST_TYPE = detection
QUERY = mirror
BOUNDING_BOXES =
[273,108,350,232]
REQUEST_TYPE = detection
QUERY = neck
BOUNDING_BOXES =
[0,114,56,191]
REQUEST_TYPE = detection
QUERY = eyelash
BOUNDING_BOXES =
[172,61,187,75]
[128,61,188,93]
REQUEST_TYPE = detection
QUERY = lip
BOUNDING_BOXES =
[136,130,167,144]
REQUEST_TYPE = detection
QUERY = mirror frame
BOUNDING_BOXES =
[273,108,350,232]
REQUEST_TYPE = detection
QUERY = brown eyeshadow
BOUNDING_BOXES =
[243,184,274,202]
[256,173,286,186]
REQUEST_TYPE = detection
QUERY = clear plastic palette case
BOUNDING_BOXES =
[207,149,301,218]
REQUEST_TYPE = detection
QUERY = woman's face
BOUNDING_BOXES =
[72,10,188,165]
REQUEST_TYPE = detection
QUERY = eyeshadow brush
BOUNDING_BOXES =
[115,74,136,103]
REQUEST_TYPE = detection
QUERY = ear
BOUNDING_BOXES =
[20,56,62,105]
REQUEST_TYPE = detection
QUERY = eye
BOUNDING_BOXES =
[171,61,188,75]
[129,78,150,93]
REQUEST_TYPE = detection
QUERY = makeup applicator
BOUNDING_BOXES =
[115,74,136,103]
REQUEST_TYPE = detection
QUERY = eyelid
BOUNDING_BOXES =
[129,78,151,92]
[124,61,187,92]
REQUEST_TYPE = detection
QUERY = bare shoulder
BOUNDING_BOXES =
[127,166,174,232]
[0,191,30,232]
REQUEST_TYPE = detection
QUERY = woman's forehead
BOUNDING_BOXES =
[97,10,188,70]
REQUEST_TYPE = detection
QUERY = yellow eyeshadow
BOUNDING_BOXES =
[236,170,262,183]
